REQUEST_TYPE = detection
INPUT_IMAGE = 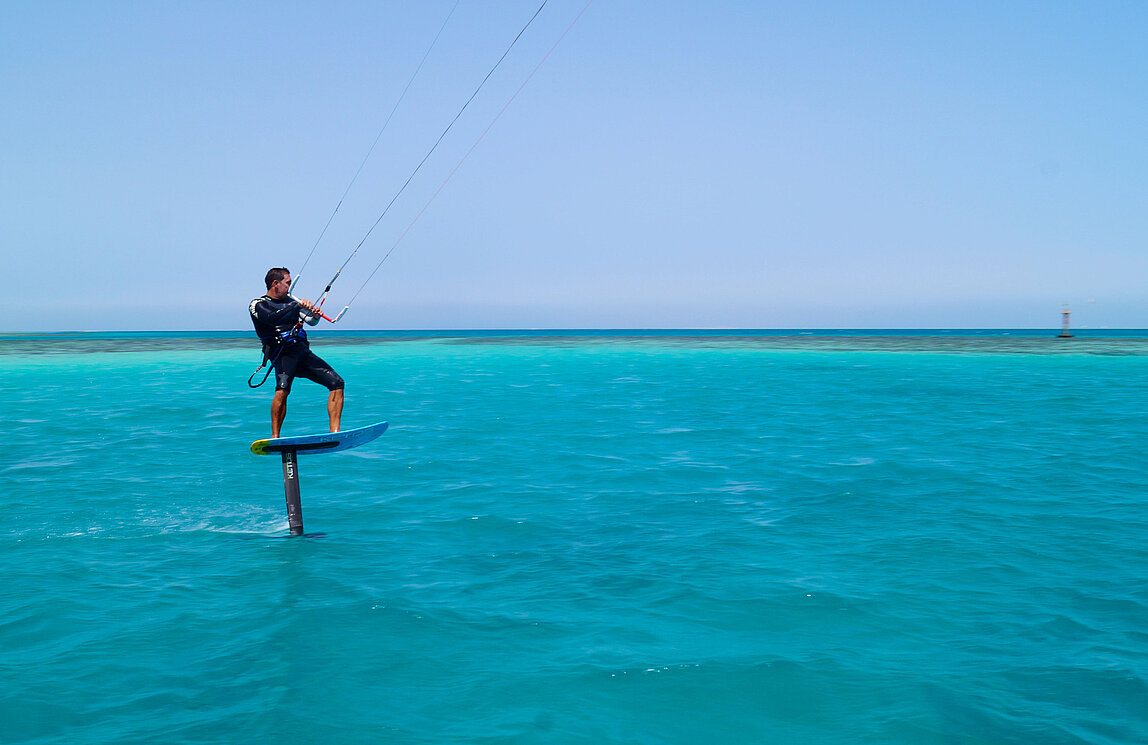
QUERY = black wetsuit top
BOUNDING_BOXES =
[249,295,343,392]
[249,294,309,355]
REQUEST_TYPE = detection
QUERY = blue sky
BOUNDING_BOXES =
[3,1,1145,331]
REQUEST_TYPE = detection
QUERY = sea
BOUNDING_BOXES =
[2,330,1146,745]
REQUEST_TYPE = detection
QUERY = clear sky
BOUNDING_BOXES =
[3,1,1145,331]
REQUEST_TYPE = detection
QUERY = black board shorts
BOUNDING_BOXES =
[274,345,344,393]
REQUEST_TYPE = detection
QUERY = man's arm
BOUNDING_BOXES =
[250,296,302,326]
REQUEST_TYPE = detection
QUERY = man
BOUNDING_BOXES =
[249,267,344,437]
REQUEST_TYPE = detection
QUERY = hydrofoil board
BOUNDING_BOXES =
[251,420,388,456]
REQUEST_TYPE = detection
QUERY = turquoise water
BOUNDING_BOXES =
[2,333,1146,744]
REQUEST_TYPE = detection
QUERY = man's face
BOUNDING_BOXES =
[272,274,292,296]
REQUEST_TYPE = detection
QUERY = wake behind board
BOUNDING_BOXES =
[251,420,389,456]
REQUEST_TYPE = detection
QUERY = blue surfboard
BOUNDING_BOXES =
[250,420,389,456]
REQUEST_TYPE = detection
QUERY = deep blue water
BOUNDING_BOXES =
[2,332,1146,744]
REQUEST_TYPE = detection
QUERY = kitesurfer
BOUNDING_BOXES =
[249,268,344,437]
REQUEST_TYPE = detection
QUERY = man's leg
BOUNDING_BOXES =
[271,389,289,438]
[328,388,343,433]
[271,346,302,438]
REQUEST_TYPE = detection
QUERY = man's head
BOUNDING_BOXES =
[265,267,291,298]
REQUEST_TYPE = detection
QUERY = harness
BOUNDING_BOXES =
[247,326,305,389]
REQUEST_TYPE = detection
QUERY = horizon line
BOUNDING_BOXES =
[4,327,1146,336]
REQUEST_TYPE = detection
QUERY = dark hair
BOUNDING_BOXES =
[265,267,290,290]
